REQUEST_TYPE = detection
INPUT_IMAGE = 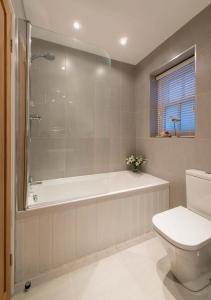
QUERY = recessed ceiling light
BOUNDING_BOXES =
[61,66,66,70]
[120,37,128,46]
[73,21,81,30]
[96,67,105,76]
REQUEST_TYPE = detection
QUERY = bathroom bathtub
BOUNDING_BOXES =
[15,171,169,289]
[27,170,169,208]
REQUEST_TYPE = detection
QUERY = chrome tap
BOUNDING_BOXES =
[29,176,33,183]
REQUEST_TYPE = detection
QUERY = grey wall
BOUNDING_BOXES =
[30,4,211,208]
[30,38,135,181]
[135,5,211,207]
[12,0,26,19]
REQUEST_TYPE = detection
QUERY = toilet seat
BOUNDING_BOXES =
[152,206,211,251]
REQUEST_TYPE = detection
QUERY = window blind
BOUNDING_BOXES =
[156,57,195,137]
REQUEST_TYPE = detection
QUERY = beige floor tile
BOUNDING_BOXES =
[12,236,211,300]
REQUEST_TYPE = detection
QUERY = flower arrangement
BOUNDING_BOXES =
[126,154,147,172]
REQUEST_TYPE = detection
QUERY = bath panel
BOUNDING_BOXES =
[15,171,169,289]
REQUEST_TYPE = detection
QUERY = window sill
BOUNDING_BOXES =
[151,135,195,139]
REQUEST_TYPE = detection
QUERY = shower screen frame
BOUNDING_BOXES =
[15,19,32,211]
[24,20,32,210]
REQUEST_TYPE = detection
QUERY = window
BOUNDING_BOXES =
[154,56,196,137]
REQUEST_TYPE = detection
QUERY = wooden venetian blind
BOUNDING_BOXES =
[156,56,196,136]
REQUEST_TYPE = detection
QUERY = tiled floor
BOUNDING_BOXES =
[13,235,211,300]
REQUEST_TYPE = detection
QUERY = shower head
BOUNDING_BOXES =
[31,53,55,62]
[43,53,55,61]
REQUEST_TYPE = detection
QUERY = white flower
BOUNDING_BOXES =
[127,155,135,164]
[126,154,147,169]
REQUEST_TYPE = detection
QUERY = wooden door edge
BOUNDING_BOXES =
[2,0,12,299]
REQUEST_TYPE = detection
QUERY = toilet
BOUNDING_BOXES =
[152,169,211,292]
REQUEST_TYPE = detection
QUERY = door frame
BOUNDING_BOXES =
[0,0,11,299]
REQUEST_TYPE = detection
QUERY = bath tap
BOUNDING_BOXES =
[29,176,33,183]
[33,194,38,202]
[29,176,42,185]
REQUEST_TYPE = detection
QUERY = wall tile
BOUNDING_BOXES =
[30,137,66,181]
[30,39,135,181]
[65,98,95,139]
[120,137,136,170]
[135,110,150,138]
[135,5,211,208]
[120,112,135,138]
[196,92,211,138]
[94,138,110,173]
[109,139,122,171]
[121,66,135,112]
[196,44,211,95]
[109,108,121,138]
[65,138,95,176]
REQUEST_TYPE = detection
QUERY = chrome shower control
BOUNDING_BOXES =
[30,114,42,121]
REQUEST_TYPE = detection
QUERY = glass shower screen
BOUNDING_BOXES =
[16,20,111,210]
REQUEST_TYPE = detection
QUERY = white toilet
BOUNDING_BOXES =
[152,169,211,292]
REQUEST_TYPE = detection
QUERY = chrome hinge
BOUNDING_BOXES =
[10,254,13,266]
[10,39,13,53]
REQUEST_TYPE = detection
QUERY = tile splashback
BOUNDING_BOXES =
[30,39,135,181]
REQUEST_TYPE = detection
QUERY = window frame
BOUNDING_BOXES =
[159,95,196,137]
[150,46,196,138]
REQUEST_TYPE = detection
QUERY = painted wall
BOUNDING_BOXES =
[30,39,135,181]
[135,5,211,207]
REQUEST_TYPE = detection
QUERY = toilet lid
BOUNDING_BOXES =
[152,206,211,251]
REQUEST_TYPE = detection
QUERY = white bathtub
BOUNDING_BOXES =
[28,171,168,208]
[16,171,169,290]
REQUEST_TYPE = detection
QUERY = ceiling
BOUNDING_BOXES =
[21,0,211,65]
